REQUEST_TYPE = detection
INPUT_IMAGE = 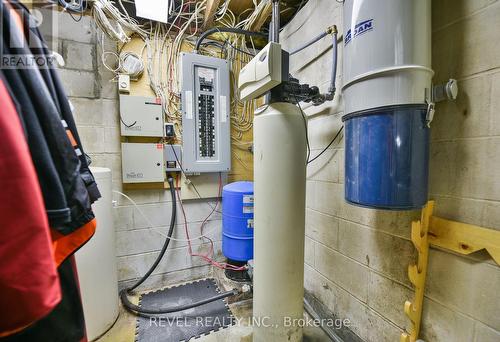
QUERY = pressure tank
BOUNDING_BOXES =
[222,181,254,262]
[253,102,306,342]
[342,0,433,209]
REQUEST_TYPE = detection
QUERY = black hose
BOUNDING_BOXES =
[121,288,239,315]
[127,176,176,292]
[195,27,267,52]
[119,176,239,314]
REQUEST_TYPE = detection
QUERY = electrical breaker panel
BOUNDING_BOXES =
[119,95,164,137]
[121,143,165,183]
[180,53,231,173]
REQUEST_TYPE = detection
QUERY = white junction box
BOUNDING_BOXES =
[119,95,164,137]
[121,143,165,183]
[118,74,130,94]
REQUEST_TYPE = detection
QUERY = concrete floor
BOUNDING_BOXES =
[97,287,330,342]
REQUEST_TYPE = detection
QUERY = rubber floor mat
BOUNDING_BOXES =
[135,279,234,342]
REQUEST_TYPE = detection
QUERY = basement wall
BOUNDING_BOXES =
[280,0,500,341]
[45,13,222,290]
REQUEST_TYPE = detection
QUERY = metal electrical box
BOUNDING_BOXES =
[119,95,164,137]
[121,143,165,183]
[164,144,182,172]
[180,53,231,173]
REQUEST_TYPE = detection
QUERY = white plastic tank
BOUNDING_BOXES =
[342,0,433,114]
[75,167,119,341]
[341,0,433,209]
[253,102,306,342]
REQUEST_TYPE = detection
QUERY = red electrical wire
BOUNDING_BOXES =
[175,175,246,271]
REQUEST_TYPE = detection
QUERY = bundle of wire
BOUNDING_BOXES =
[93,0,263,159]
[91,0,277,273]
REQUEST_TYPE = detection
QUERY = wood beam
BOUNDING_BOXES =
[401,201,500,342]
[202,0,222,30]
[401,201,434,342]
[429,216,500,265]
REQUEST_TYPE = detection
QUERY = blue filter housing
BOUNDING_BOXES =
[222,181,254,262]
[343,105,430,210]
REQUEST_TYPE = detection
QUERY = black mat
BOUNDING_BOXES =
[135,279,234,342]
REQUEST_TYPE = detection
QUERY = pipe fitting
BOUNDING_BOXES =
[326,25,338,35]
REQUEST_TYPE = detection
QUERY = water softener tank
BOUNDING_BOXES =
[342,0,433,209]
[222,181,254,262]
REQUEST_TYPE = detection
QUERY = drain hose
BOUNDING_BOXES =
[119,175,239,315]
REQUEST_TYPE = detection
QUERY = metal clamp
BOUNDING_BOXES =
[426,101,435,127]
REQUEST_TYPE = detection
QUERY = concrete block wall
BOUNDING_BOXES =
[281,0,500,341]
[45,11,223,290]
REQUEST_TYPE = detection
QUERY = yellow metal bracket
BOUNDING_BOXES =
[401,200,500,342]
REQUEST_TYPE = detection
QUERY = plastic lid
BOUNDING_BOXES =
[223,181,254,193]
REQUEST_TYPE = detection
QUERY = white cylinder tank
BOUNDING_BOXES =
[75,167,119,341]
[342,0,433,115]
[253,102,306,342]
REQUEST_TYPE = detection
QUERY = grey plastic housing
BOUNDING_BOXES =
[180,52,231,173]
[119,95,164,137]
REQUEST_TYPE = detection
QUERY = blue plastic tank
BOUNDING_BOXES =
[343,105,430,210]
[222,181,254,262]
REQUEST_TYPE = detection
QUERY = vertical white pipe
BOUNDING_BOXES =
[253,102,307,342]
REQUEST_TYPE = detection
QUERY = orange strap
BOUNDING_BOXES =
[0,323,32,338]
[51,219,97,267]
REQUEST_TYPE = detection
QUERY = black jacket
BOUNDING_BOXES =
[1,1,100,233]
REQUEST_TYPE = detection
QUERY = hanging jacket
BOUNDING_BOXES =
[1,0,99,234]
[0,3,95,341]
[1,14,94,232]
[0,73,61,337]
[1,258,87,342]
[11,0,101,206]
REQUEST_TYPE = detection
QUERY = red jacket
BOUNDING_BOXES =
[0,77,61,336]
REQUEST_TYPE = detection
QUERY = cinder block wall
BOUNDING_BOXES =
[46,12,222,290]
[280,1,500,341]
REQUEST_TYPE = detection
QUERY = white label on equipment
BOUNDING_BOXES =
[185,91,193,119]
[220,96,227,122]
[135,0,170,23]
[247,219,254,229]
[198,67,215,82]
[243,206,254,214]
[243,195,254,204]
